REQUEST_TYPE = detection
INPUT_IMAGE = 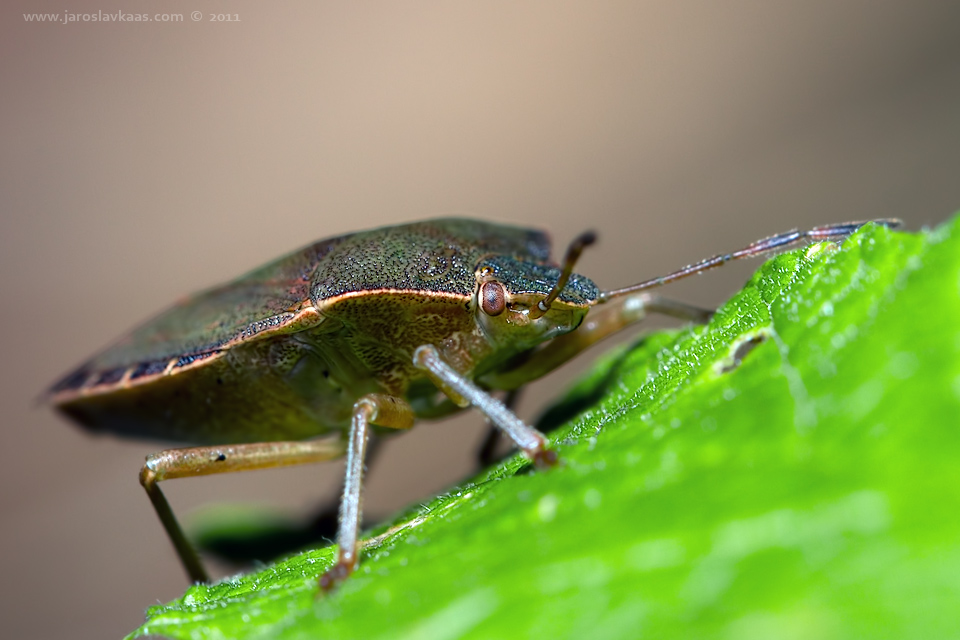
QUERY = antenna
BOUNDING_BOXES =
[529,230,597,318]
[596,218,902,304]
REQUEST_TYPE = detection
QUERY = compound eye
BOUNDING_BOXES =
[480,281,506,316]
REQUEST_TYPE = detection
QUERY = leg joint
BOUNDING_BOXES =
[354,393,415,430]
[139,464,157,489]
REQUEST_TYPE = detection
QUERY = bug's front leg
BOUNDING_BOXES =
[476,389,523,468]
[484,293,713,392]
[413,345,557,468]
[319,393,415,591]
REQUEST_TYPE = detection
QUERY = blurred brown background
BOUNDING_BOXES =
[2,2,959,638]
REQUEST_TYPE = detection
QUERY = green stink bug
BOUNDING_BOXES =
[48,217,899,589]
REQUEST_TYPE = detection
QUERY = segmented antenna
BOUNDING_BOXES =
[596,218,902,304]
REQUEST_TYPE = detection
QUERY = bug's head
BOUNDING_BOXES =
[473,253,599,352]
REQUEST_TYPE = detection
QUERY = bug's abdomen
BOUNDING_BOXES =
[56,337,357,446]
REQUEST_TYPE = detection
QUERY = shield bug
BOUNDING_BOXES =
[48,216,900,589]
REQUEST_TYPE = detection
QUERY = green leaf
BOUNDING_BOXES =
[130,215,960,640]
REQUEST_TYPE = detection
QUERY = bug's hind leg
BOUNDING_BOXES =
[140,437,347,583]
[320,394,415,592]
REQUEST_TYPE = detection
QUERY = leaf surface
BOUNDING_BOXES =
[131,216,960,640]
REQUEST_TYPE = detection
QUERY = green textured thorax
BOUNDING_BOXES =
[311,219,550,303]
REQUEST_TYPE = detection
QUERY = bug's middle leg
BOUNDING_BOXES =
[319,393,415,591]
[304,435,384,543]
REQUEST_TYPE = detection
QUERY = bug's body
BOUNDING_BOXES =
[52,219,596,445]
[49,215,898,589]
